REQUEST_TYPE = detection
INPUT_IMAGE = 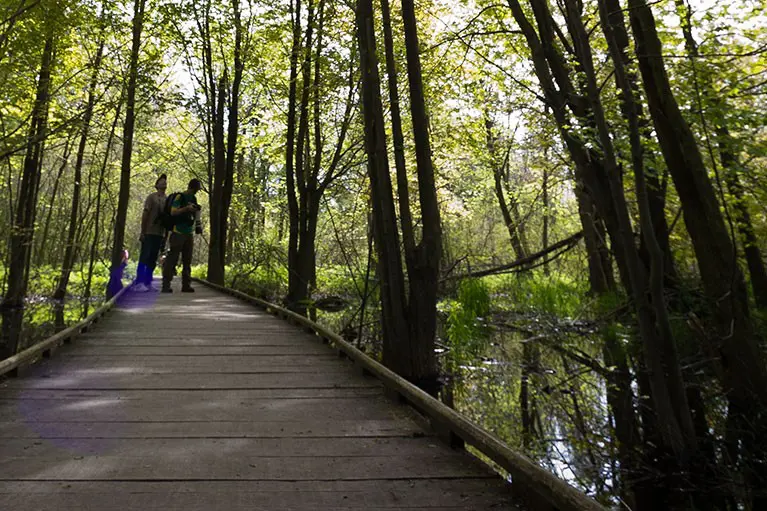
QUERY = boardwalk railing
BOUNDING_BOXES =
[0,282,133,378]
[194,278,606,511]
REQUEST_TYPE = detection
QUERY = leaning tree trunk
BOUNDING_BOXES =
[627,5,767,502]
[596,0,712,504]
[565,0,697,466]
[507,0,694,504]
[107,0,145,298]
[1,35,53,358]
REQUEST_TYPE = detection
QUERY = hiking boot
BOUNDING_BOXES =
[161,286,173,293]
[133,283,148,292]
[181,286,195,293]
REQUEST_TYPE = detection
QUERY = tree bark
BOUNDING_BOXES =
[285,0,315,314]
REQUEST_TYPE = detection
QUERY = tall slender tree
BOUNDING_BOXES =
[107,0,146,298]
[54,33,105,304]
[1,33,54,357]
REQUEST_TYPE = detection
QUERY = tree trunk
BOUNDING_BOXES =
[206,0,244,285]
[400,0,442,391]
[207,74,226,284]
[55,38,104,302]
[356,0,411,377]
[575,187,614,295]
[83,97,123,318]
[107,0,145,298]
[286,0,315,314]
[1,34,53,358]
[380,0,416,266]
[285,0,301,309]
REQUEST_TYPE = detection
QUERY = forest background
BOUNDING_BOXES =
[1,0,766,508]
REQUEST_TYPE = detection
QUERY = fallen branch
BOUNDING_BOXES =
[445,231,583,280]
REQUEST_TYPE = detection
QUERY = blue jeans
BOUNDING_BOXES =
[137,234,164,286]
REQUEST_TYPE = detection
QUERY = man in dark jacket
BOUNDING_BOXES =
[161,178,203,293]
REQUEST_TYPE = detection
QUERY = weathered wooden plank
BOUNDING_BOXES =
[0,420,422,439]
[0,387,383,401]
[0,479,516,509]
[0,436,462,459]
[0,397,408,422]
[2,372,379,390]
[11,356,356,374]
[77,335,315,346]
[0,454,491,481]
[55,345,332,356]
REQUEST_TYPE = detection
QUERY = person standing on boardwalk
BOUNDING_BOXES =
[162,178,203,293]
[136,173,168,292]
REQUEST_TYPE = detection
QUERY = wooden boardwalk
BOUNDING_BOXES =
[0,281,517,510]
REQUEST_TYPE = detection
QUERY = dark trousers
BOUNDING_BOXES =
[137,234,164,286]
[162,232,193,289]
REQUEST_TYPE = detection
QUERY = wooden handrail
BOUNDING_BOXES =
[194,278,606,511]
[0,282,133,377]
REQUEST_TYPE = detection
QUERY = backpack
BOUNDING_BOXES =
[155,192,183,231]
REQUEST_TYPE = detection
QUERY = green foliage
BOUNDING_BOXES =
[485,272,586,317]
[444,278,492,363]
